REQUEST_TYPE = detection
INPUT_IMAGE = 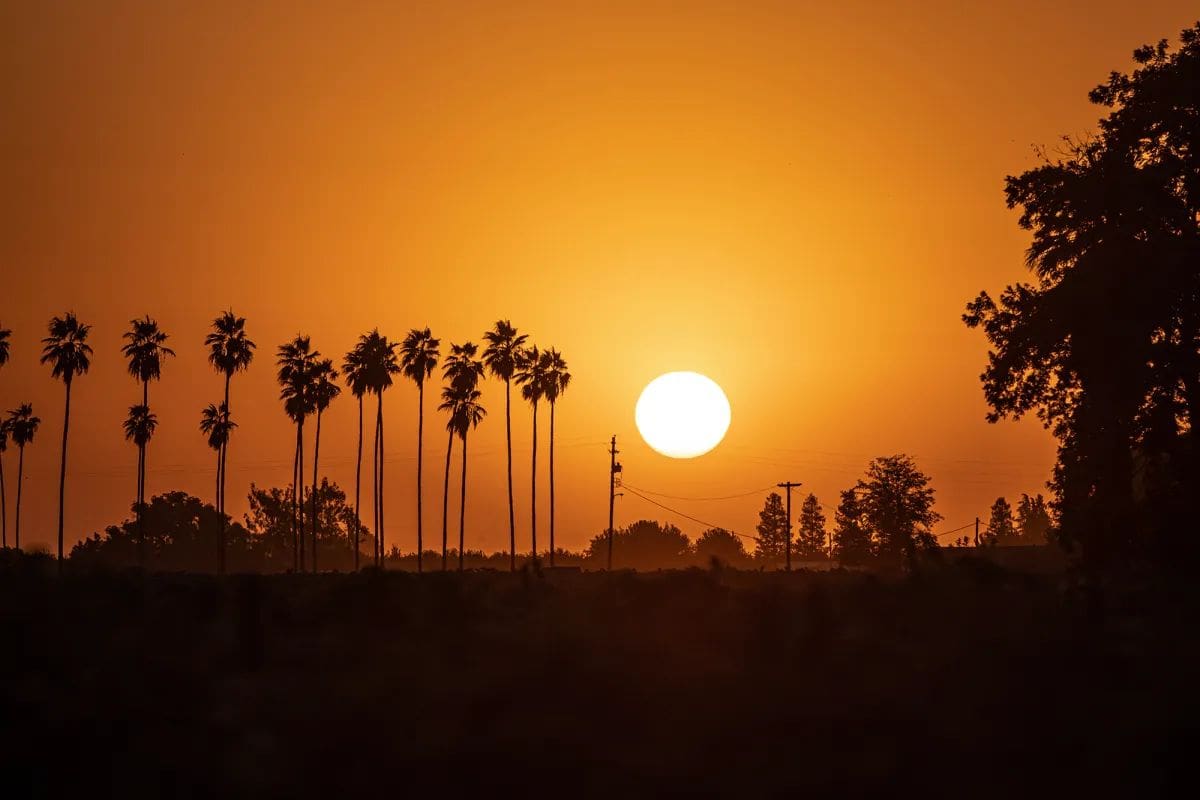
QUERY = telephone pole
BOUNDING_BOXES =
[608,435,621,570]
[777,481,801,571]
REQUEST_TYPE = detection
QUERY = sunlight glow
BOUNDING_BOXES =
[635,372,731,459]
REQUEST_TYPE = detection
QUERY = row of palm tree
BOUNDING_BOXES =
[0,315,571,573]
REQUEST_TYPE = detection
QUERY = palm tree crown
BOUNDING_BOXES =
[482,320,528,382]
[514,345,548,404]
[200,403,236,451]
[206,311,256,378]
[441,385,487,438]
[543,348,571,403]
[277,336,319,422]
[358,330,401,393]
[40,313,93,383]
[123,405,158,448]
[121,316,175,385]
[310,358,341,413]
[0,326,10,367]
[443,341,484,392]
[7,404,40,447]
[400,327,441,387]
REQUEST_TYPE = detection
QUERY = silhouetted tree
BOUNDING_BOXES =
[342,341,370,571]
[986,497,1018,544]
[482,320,528,571]
[277,336,318,571]
[5,404,38,551]
[121,316,175,567]
[755,492,789,564]
[205,311,255,551]
[245,479,367,571]
[400,327,440,573]
[586,520,691,570]
[964,24,1200,563]
[542,348,570,567]
[440,384,485,571]
[439,342,484,570]
[833,488,872,564]
[796,493,827,560]
[514,346,547,560]
[856,455,940,562]
[0,326,7,548]
[357,331,400,568]
[694,527,748,567]
[1016,493,1054,544]
[122,404,158,565]
[306,359,340,572]
[200,403,235,570]
[71,491,252,572]
[0,326,9,367]
[40,313,92,568]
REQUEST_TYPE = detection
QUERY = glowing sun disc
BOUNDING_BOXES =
[635,372,731,459]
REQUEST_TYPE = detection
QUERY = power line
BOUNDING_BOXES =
[621,484,756,541]
[619,482,776,502]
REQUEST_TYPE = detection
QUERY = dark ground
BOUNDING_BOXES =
[1,552,1195,797]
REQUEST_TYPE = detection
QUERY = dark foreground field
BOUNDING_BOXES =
[1,554,1196,797]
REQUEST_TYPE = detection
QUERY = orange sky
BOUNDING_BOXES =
[2,1,1194,556]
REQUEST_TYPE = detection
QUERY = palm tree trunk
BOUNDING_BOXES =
[354,395,363,572]
[372,401,379,568]
[219,373,230,573]
[57,379,72,571]
[416,381,424,573]
[442,429,453,570]
[292,424,301,572]
[458,433,468,571]
[530,399,538,561]
[505,378,515,571]
[310,408,323,573]
[377,394,385,569]
[549,400,556,567]
[298,418,306,572]
[15,445,24,550]
[137,444,145,567]
[215,447,223,571]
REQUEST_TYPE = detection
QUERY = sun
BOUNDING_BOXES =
[635,372,731,459]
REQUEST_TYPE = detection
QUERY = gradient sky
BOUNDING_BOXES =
[2,1,1195,556]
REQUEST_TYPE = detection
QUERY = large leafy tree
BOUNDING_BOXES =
[694,527,748,567]
[1016,493,1054,544]
[986,497,1018,544]
[856,455,940,561]
[586,520,691,570]
[482,320,528,571]
[964,25,1200,563]
[400,328,440,572]
[40,313,93,568]
[5,404,39,550]
[754,492,789,563]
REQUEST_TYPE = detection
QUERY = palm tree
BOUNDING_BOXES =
[439,342,484,569]
[121,316,174,567]
[400,328,440,572]
[357,331,400,568]
[308,358,341,572]
[0,325,9,366]
[440,385,486,571]
[205,311,255,551]
[0,420,8,549]
[277,336,318,572]
[342,343,371,571]
[6,404,39,550]
[40,313,93,569]
[482,320,528,571]
[200,403,236,569]
[542,348,571,567]
[514,346,547,561]
[122,404,158,565]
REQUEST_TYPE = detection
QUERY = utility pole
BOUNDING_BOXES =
[777,481,801,571]
[608,435,621,570]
